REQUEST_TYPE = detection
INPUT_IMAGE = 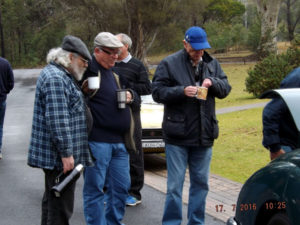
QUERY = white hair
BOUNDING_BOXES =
[116,33,132,49]
[46,47,71,68]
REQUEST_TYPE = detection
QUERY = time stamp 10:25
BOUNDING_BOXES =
[215,202,286,213]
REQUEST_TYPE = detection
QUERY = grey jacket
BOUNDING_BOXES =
[152,49,231,147]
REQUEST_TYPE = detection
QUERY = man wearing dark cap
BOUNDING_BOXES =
[28,35,94,225]
[152,26,231,225]
[82,32,139,225]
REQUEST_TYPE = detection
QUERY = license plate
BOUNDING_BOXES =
[142,142,165,148]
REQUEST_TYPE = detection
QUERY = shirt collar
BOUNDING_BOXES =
[190,57,203,67]
[118,53,132,63]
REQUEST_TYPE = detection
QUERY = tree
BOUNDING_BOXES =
[255,0,283,58]
[0,5,4,57]
[280,0,300,41]
[25,0,67,61]
[202,0,245,24]
[123,0,178,63]
[177,0,209,26]
[1,0,31,64]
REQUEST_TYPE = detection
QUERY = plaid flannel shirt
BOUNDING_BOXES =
[28,62,93,170]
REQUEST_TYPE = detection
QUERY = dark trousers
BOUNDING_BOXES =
[129,112,144,200]
[0,101,6,150]
[42,169,76,225]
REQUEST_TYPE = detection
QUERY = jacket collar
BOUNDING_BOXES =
[183,49,213,64]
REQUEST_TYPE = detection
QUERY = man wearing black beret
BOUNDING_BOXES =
[28,35,94,225]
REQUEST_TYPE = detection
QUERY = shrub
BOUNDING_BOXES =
[245,48,300,97]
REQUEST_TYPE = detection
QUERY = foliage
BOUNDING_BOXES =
[216,63,266,108]
[246,15,261,51]
[202,0,245,24]
[291,33,300,47]
[148,23,184,54]
[205,22,248,53]
[0,0,297,68]
[205,22,233,52]
[278,0,300,41]
[245,48,300,97]
[255,0,283,58]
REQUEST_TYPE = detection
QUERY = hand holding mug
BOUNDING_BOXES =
[201,78,212,88]
[126,91,133,104]
[184,86,198,98]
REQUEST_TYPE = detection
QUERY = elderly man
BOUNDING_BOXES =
[113,33,151,206]
[28,35,94,225]
[82,32,139,225]
[152,26,231,225]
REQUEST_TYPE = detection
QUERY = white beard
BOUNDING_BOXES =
[71,62,86,81]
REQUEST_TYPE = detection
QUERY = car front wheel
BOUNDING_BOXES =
[267,213,290,225]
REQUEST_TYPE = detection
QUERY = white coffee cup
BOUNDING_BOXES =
[88,77,100,89]
[116,89,127,109]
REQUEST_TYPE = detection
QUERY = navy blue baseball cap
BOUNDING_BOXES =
[184,26,211,50]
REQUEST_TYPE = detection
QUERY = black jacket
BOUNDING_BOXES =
[262,67,300,152]
[0,57,14,102]
[152,49,231,147]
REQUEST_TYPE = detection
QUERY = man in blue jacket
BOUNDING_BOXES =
[152,26,231,225]
[0,57,14,160]
[263,67,300,160]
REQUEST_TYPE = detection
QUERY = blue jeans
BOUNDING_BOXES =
[83,142,130,225]
[0,101,6,151]
[162,144,212,225]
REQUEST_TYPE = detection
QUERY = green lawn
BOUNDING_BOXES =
[216,63,268,108]
[213,63,270,183]
[212,108,269,183]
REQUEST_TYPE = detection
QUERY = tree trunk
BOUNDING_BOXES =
[284,0,300,42]
[0,6,5,58]
[286,0,294,41]
[124,0,157,65]
[255,0,282,58]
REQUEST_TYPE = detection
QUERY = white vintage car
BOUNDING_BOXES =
[140,95,165,153]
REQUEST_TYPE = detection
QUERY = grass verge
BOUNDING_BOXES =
[212,107,269,183]
[216,63,268,108]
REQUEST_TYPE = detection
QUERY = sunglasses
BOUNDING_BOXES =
[100,47,121,56]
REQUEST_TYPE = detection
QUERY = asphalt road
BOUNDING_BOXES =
[0,69,224,225]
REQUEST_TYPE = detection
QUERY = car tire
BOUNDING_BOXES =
[267,213,290,225]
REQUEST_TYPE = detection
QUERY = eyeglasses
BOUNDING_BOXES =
[99,47,121,56]
[78,56,89,64]
[73,53,88,64]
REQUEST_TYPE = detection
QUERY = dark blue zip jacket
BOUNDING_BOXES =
[0,57,14,102]
[262,67,300,152]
